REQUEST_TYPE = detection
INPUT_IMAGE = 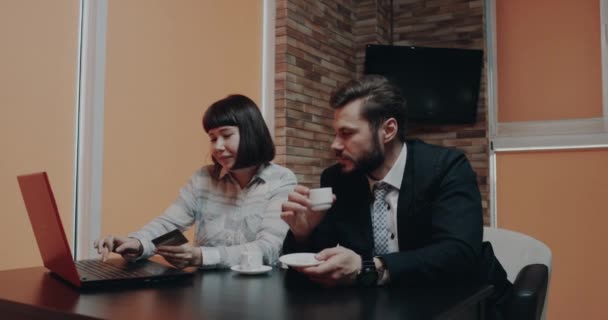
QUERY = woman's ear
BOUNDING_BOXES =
[381,118,398,143]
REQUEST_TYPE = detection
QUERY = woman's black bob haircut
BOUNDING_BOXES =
[202,94,275,170]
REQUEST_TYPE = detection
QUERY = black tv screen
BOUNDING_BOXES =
[364,44,483,124]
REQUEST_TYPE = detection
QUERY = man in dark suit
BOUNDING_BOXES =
[281,75,511,315]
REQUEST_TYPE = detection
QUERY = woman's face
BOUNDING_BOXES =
[208,125,240,171]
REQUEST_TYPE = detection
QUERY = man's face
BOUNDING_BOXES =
[331,99,385,174]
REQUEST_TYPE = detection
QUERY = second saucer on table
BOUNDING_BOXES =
[230,265,272,275]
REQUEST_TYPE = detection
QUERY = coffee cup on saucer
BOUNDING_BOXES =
[239,250,263,271]
[231,250,272,275]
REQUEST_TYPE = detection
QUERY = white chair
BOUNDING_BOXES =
[483,227,552,320]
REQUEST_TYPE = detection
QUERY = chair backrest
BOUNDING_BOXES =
[483,227,552,282]
[483,227,552,320]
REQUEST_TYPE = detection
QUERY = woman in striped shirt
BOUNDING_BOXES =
[95,94,297,269]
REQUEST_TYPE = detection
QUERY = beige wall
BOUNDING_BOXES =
[496,150,608,319]
[495,0,607,318]
[0,0,80,270]
[101,0,263,240]
[0,0,263,270]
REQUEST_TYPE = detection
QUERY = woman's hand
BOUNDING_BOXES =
[155,244,202,269]
[94,235,143,262]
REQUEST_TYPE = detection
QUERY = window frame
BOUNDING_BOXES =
[75,0,275,259]
[485,0,608,226]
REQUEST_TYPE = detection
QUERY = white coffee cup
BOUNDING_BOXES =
[240,250,263,271]
[309,187,333,211]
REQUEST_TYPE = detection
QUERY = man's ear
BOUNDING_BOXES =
[381,118,398,143]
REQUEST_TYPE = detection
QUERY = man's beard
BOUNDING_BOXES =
[339,135,385,175]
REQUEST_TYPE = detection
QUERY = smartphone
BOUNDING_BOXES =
[151,229,189,247]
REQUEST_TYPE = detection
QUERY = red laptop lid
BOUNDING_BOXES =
[17,172,81,287]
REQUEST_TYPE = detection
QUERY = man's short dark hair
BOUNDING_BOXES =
[330,75,407,141]
[202,94,275,169]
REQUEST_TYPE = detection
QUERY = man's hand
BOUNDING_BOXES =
[281,185,335,243]
[155,244,202,269]
[295,246,361,287]
[94,235,143,262]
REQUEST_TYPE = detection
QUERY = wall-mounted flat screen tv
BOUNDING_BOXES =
[364,44,483,124]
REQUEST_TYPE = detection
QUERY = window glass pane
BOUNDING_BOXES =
[0,0,80,270]
[102,0,263,237]
[496,0,602,121]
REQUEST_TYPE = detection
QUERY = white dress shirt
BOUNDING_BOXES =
[367,143,407,253]
[367,143,407,284]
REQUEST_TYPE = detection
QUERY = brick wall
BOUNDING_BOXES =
[275,0,489,223]
[275,0,357,186]
[353,0,392,75]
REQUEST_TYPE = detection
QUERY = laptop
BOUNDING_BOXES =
[17,172,194,289]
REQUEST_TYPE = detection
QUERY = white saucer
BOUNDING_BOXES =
[230,265,272,275]
[278,253,322,267]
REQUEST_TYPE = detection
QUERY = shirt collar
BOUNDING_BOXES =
[368,143,408,191]
[219,162,271,185]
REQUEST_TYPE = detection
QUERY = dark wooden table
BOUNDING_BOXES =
[0,264,492,320]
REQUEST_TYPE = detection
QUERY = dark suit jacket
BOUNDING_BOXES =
[283,139,510,293]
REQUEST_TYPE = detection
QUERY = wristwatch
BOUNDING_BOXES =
[357,259,378,286]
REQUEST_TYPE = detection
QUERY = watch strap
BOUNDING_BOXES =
[357,259,378,286]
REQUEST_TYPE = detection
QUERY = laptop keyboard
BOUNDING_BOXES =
[76,260,149,280]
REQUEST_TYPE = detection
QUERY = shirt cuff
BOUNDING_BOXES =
[201,246,221,266]
[375,256,391,286]
[378,267,390,285]
[127,234,154,261]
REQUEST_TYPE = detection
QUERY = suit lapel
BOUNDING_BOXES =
[397,140,416,248]
[337,170,374,257]
[354,171,375,256]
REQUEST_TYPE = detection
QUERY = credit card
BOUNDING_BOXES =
[151,229,189,247]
